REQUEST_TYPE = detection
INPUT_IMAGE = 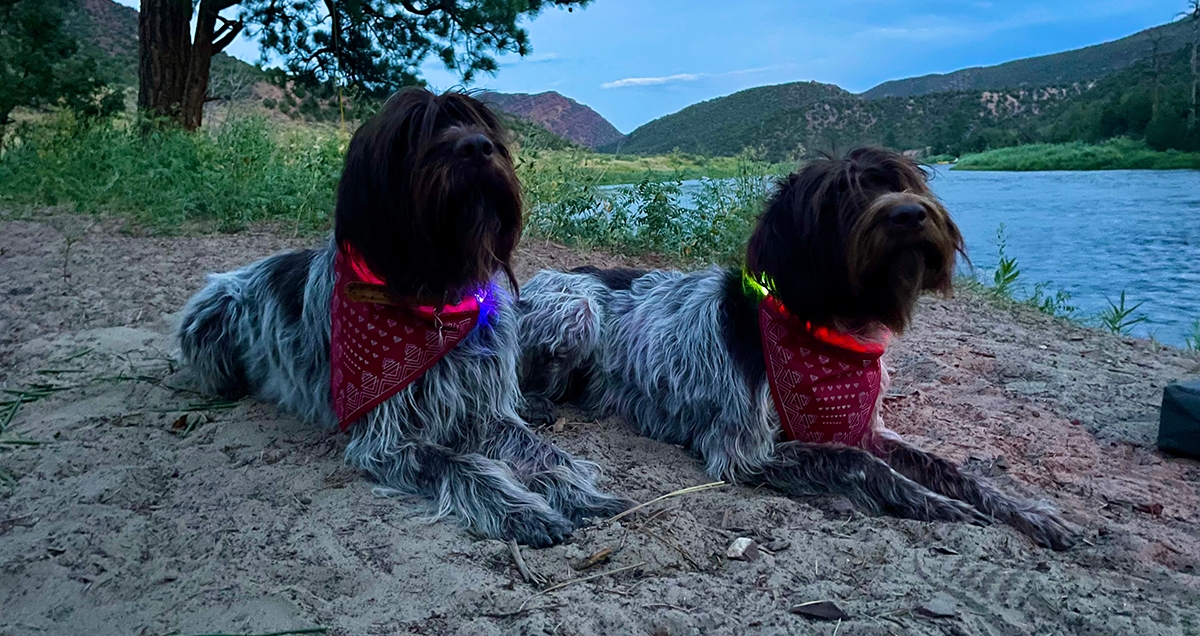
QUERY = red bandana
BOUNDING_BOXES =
[329,251,481,431]
[759,296,889,448]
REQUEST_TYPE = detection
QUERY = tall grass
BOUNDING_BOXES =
[953,138,1200,171]
[0,113,780,264]
[518,146,777,265]
[0,112,346,233]
[520,148,792,186]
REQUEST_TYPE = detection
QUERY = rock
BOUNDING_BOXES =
[917,593,959,618]
[789,600,848,621]
[572,546,613,571]
[726,537,759,561]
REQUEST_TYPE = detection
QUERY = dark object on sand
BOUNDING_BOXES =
[1158,380,1200,459]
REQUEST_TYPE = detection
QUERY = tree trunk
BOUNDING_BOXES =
[138,0,242,129]
[180,1,220,130]
[1190,26,1198,131]
[137,0,192,121]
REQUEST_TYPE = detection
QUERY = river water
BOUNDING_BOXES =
[673,167,1200,346]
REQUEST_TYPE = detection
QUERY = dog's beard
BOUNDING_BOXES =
[400,159,522,302]
[846,201,960,333]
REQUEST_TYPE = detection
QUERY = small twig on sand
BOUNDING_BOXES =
[182,628,326,636]
[606,481,727,524]
[508,539,545,585]
[637,527,701,570]
[643,602,693,613]
[0,438,45,446]
[493,562,648,617]
[538,561,646,597]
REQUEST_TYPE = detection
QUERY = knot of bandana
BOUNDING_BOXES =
[329,250,483,430]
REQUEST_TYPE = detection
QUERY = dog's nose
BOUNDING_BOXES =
[888,204,927,229]
[454,134,494,160]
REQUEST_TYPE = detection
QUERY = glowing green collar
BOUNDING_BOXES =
[741,267,775,303]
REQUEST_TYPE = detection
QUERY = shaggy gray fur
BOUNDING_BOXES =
[178,240,629,547]
[517,267,1075,550]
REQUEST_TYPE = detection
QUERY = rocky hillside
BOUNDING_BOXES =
[864,19,1195,98]
[62,0,264,88]
[608,18,1200,160]
[479,91,625,149]
[605,79,1088,159]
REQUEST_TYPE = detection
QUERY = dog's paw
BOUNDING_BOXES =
[924,495,992,526]
[560,493,637,527]
[519,396,559,428]
[1013,507,1077,551]
[503,507,574,549]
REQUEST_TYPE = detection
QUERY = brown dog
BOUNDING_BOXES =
[517,147,1075,550]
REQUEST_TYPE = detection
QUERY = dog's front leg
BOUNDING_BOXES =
[516,287,605,426]
[346,435,575,548]
[486,419,634,526]
[754,442,991,525]
[875,438,1076,550]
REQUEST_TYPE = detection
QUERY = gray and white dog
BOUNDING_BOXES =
[518,148,1075,550]
[178,88,628,547]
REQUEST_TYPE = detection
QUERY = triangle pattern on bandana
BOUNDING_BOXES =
[758,296,887,449]
[330,251,481,431]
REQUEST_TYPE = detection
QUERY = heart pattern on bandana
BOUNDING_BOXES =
[329,252,480,430]
[759,297,886,448]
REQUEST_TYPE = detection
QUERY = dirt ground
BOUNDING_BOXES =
[2,215,1199,636]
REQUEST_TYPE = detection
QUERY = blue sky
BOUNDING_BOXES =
[114,0,1187,132]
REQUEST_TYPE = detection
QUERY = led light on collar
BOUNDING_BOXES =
[741,267,773,303]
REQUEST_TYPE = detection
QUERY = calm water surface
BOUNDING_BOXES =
[676,167,1200,346]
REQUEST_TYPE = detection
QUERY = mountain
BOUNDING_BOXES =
[62,0,264,88]
[479,91,625,149]
[609,19,1199,160]
[603,79,1086,159]
[863,19,1194,98]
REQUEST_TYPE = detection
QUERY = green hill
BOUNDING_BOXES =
[607,19,1199,161]
[863,19,1194,98]
[604,80,1087,160]
[62,0,260,88]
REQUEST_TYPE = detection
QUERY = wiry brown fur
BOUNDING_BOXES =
[517,147,1076,551]
[747,147,964,335]
[180,88,629,548]
[334,89,523,305]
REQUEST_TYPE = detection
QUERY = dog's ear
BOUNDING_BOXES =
[333,89,523,303]
[333,88,431,276]
[746,160,852,327]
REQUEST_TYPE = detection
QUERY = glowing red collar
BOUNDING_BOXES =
[745,271,890,449]
[329,249,485,430]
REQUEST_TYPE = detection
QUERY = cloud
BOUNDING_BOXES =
[601,73,703,89]
[513,52,562,64]
[600,65,783,90]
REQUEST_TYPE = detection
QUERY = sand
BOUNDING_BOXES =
[2,215,1199,636]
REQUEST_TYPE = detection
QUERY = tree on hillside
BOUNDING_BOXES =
[1,0,118,142]
[138,0,590,130]
[1184,0,1200,130]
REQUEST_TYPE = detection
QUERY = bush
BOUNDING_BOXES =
[2,112,782,266]
[0,113,345,233]
[953,138,1200,171]
[519,147,776,264]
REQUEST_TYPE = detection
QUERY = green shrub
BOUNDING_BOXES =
[954,138,1200,171]
[519,147,774,265]
[1098,291,1148,335]
[0,112,344,233]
